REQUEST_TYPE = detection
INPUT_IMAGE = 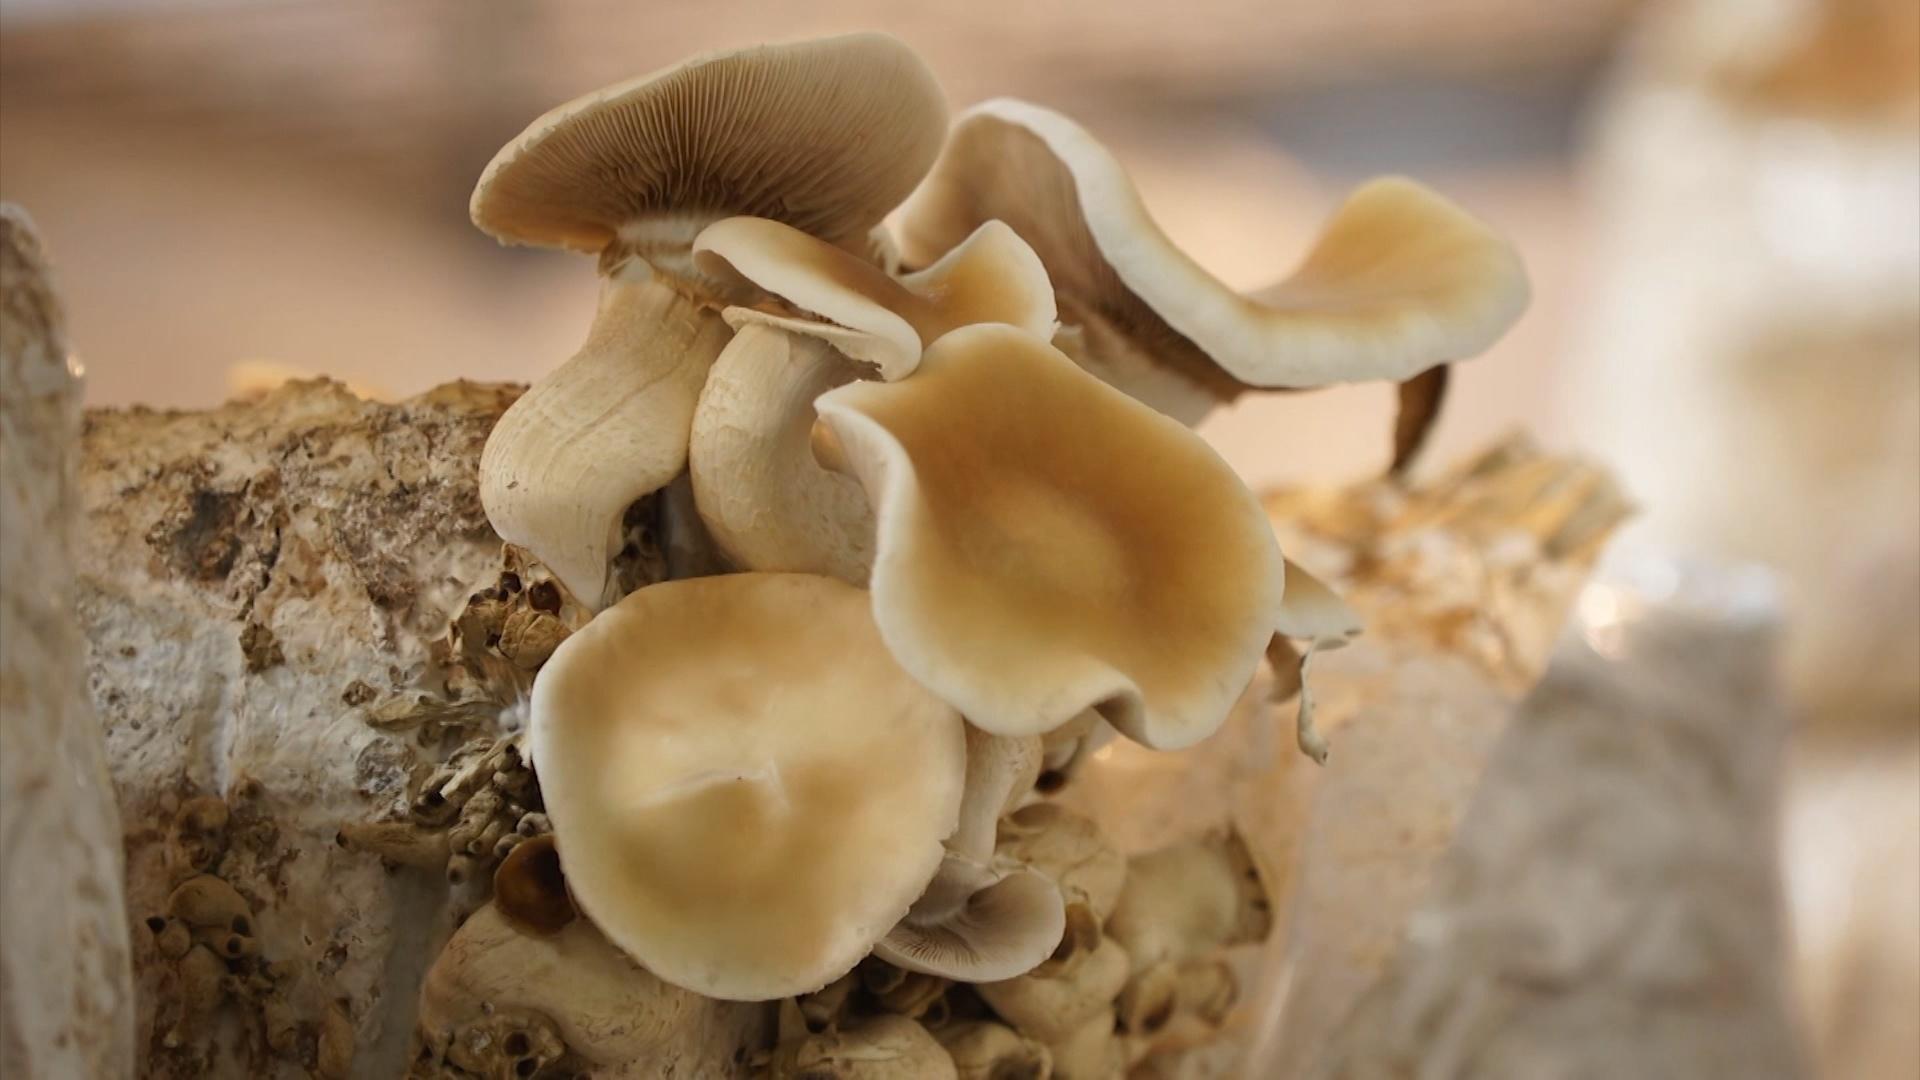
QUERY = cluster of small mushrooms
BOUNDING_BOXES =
[411,29,1524,1078]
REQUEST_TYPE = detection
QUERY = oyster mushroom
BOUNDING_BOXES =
[530,572,966,999]
[472,33,947,606]
[763,1012,958,1080]
[995,803,1127,923]
[1034,710,1114,793]
[491,834,575,935]
[1269,557,1365,764]
[933,1020,1053,1080]
[974,932,1130,1045]
[895,98,1528,429]
[417,902,764,1075]
[685,217,1056,582]
[1044,1010,1126,1080]
[813,324,1285,749]
[874,727,1063,981]
[1104,828,1272,976]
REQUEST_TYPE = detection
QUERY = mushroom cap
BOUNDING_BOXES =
[492,834,576,936]
[530,572,966,1000]
[813,323,1285,749]
[895,98,1529,394]
[1274,557,1363,645]
[695,215,1057,379]
[874,858,1066,982]
[472,33,947,256]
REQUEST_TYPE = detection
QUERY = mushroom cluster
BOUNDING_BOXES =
[457,23,1525,1050]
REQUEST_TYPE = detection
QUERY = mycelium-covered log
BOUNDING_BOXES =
[72,373,768,1078]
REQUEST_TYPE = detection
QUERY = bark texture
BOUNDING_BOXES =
[73,372,766,1078]
[1,204,138,1077]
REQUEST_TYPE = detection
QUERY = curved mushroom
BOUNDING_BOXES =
[995,803,1127,923]
[813,323,1286,749]
[417,903,766,1075]
[974,932,1130,1045]
[895,98,1528,425]
[530,573,966,999]
[872,727,1058,981]
[686,325,875,581]
[686,217,1056,581]
[491,834,575,936]
[1104,828,1272,975]
[695,215,1056,379]
[1269,557,1364,764]
[472,33,946,605]
[873,854,1065,983]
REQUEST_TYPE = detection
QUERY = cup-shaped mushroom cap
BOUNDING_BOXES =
[694,216,1057,379]
[874,858,1066,982]
[530,572,966,1000]
[471,33,947,258]
[813,324,1285,749]
[896,98,1529,398]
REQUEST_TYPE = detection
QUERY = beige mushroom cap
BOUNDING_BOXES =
[896,98,1529,398]
[472,33,947,257]
[813,323,1285,749]
[530,572,966,1000]
[874,856,1066,982]
[694,215,1057,378]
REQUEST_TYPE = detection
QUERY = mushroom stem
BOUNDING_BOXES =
[479,266,733,608]
[951,727,1043,862]
[1103,829,1272,975]
[689,325,874,582]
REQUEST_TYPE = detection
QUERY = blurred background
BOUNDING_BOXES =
[1,0,1914,1075]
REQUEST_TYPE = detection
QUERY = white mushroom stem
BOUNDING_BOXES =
[479,264,732,608]
[1103,829,1271,975]
[951,727,1044,862]
[933,1021,1053,1080]
[688,324,874,582]
[1270,557,1365,764]
[974,933,1130,1044]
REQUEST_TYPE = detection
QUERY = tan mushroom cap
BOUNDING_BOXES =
[896,98,1529,401]
[813,323,1285,749]
[530,573,966,1000]
[694,216,1057,378]
[472,33,947,258]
